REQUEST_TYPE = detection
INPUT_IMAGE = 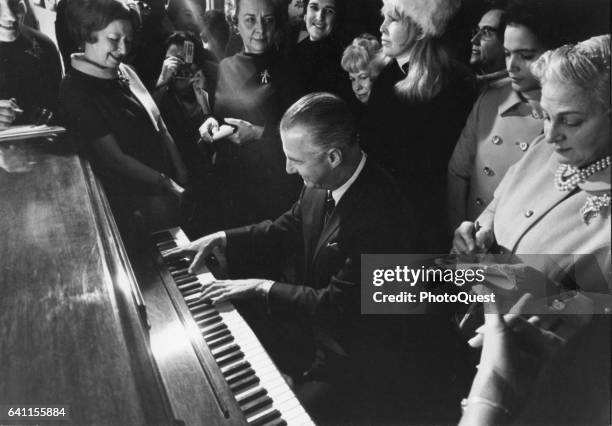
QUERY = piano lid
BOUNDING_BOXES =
[0,136,177,425]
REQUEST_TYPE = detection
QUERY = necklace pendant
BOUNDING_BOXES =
[117,69,130,88]
[555,156,611,192]
[260,69,271,84]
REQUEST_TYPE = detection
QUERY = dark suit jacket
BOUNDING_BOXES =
[224,158,472,422]
[224,158,413,372]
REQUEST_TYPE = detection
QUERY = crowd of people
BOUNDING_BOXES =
[1,0,610,424]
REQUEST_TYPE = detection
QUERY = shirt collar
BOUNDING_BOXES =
[396,57,410,75]
[497,87,524,115]
[71,53,117,79]
[331,152,366,205]
[479,69,508,81]
[497,88,542,117]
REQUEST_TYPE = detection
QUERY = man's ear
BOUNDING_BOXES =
[328,147,343,168]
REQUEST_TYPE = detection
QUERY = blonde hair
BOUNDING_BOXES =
[395,37,454,102]
[341,34,389,79]
[381,0,457,101]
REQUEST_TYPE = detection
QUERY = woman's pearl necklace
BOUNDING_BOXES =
[554,156,611,191]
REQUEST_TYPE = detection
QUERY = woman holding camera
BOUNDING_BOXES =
[57,0,187,229]
[153,31,217,175]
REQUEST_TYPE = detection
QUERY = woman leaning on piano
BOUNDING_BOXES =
[455,35,611,426]
[57,0,188,230]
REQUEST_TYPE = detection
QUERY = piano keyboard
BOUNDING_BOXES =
[153,228,315,426]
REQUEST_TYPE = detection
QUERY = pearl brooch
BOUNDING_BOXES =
[581,194,611,224]
[554,156,611,191]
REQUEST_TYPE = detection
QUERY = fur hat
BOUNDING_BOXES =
[383,0,461,38]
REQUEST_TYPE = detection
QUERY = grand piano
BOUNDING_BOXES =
[0,135,314,425]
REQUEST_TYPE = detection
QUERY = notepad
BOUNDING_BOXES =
[0,125,66,142]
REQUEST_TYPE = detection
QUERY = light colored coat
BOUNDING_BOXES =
[479,138,611,295]
[447,81,543,230]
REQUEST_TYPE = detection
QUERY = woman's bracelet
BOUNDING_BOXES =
[461,396,511,417]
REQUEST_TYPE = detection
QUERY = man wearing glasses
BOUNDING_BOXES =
[469,0,508,88]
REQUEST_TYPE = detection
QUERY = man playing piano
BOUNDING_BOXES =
[165,92,440,423]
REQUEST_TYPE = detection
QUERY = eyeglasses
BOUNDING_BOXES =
[471,26,499,41]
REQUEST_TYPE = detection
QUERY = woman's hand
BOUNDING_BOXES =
[452,221,494,254]
[159,173,185,197]
[459,311,566,425]
[156,56,183,88]
[198,117,220,143]
[0,99,22,128]
[191,69,207,93]
[224,117,264,145]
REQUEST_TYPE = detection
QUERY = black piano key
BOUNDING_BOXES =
[152,231,173,244]
[204,327,231,343]
[197,315,222,328]
[226,367,255,385]
[223,360,251,379]
[182,286,203,298]
[157,241,177,251]
[187,298,211,308]
[236,387,267,406]
[171,271,192,281]
[193,308,219,321]
[249,409,282,426]
[201,323,227,337]
[168,259,191,270]
[208,334,234,350]
[264,419,287,426]
[212,343,240,359]
[176,275,199,286]
[174,275,201,288]
[189,302,215,315]
[229,374,260,394]
[176,278,200,288]
[169,267,189,276]
[241,394,273,417]
[217,351,243,367]
[178,281,201,292]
